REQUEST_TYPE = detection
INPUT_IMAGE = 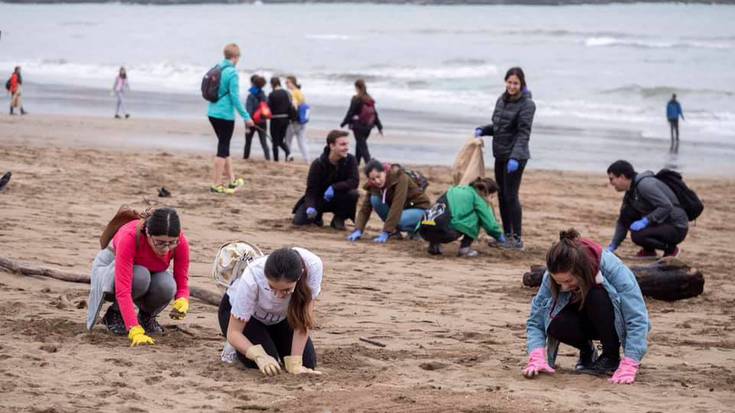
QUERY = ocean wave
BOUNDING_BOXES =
[602,84,735,98]
[585,36,734,50]
[305,34,353,41]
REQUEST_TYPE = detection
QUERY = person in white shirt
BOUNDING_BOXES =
[217,247,323,376]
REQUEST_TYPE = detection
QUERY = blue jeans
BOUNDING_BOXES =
[370,195,425,233]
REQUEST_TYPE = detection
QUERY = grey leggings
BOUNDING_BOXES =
[115,92,128,116]
[113,265,177,316]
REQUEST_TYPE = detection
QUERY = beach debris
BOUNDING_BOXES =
[158,187,171,198]
[0,171,11,192]
[419,361,449,371]
[40,345,57,353]
[359,337,387,348]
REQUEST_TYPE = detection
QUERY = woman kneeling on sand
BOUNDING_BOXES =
[87,208,191,347]
[218,247,323,376]
[523,229,650,384]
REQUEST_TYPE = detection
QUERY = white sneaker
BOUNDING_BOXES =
[458,247,478,257]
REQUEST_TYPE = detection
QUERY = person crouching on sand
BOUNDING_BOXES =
[347,160,431,244]
[218,247,323,376]
[523,229,650,384]
[87,208,191,347]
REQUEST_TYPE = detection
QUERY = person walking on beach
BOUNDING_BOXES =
[285,75,310,162]
[113,67,130,119]
[207,43,254,194]
[340,79,383,166]
[244,75,270,160]
[87,208,191,347]
[606,160,689,259]
[6,66,26,115]
[666,94,684,144]
[523,229,650,384]
[267,77,293,162]
[292,130,359,230]
[419,177,506,257]
[475,67,535,251]
[347,160,431,244]
[218,247,323,376]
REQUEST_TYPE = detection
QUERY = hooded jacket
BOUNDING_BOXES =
[245,87,267,125]
[340,95,383,132]
[478,91,535,161]
[207,59,251,122]
[445,185,503,240]
[293,147,360,213]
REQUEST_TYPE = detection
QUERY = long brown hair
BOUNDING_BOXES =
[354,79,371,100]
[264,248,314,332]
[546,228,596,309]
[470,177,498,198]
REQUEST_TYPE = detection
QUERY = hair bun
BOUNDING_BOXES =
[559,228,580,241]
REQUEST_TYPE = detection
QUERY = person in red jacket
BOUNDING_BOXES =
[86,208,190,347]
[7,66,26,115]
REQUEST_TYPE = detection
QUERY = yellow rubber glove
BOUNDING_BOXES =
[169,297,189,320]
[245,344,281,376]
[284,355,323,375]
[128,325,155,347]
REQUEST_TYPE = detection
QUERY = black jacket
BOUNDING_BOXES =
[268,88,294,118]
[340,96,383,132]
[478,91,535,161]
[292,148,360,212]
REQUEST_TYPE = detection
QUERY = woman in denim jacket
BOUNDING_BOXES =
[523,229,650,384]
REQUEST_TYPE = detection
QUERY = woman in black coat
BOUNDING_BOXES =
[340,79,383,166]
[268,77,293,162]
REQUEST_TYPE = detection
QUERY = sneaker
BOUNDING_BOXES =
[101,305,127,336]
[286,154,294,162]
[158,187,171,198]
[0,171,11,191]
[428,244,442,255]
[20,108,27,115]
[330,216,346,231]
[575,342,599,371]
[663,247,681,258]
[458,247,479,257]
[228,178,245,189]
[210,184,235,195]
[138,312,164,336]
[511,235,525,251]
[631,248,658,260]
[125,113,130,119]
[577,354,620,377]
[114,114,121,119]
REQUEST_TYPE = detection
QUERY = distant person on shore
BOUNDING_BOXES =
[6,66,26,115]
[666,94,684,144]
[475,67,535,251]
[87,208,191,347]
[113,67,130,119]
[244,75,270,160]
[347,160,431,244]
[207,43,254,194]
[419,177,506,257]
[340,79,383,166]
[285,75,310,163]
[292,130,359,230]
[268,77,293,162]
[0,171,11,192]
[218,247,323,376]
[523,229,649,384]
[606,160,688,259]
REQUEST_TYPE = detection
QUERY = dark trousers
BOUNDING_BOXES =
[494,158,527,237]
[669,119,679,142]
[244,123,270,160]
[209,116,235,158]
[218,294,317,369]
[293,189,359,225]
[353,127,372,165]
[631,223,687,255]
[547,287,620,358]
[270,118,291,162]
[419,200,474,248]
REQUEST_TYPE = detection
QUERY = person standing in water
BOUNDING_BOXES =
[666,94,684,144]
[340,79,383,166]
[285,75,310,163]
[113,67,130,119]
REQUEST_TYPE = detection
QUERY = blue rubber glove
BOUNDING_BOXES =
[306,207,317,219]
[630,217,650,232]
[607,243,618,253]
[373,232,390,244]
[347,229,362,242]
[497,234,507,243]
[507,159,520,173]
[474,128,483,138]
[323,185,335,202]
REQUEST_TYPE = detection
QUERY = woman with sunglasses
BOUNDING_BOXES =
[86,208,190,347]
[218,247,323,376]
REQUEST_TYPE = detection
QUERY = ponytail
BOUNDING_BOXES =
[546,228,595,309]
[264,248,315,332]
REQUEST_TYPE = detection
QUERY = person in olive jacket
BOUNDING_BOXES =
[347,160,431,244]
[293,130,359,230]
[475,67,536,251]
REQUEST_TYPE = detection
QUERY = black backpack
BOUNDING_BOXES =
[655,169,704,221]
[391,164,429,192]
[201,65,228,103]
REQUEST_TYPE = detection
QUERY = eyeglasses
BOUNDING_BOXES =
[149,236,179,250]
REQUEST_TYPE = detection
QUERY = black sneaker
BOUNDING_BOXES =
[138,312,164,336]
[428,243,442,255]
[330,216,346,231]
[575,342,599,371]
[0,171,11,192]
[577,353,620,377]
[102,305,127,336]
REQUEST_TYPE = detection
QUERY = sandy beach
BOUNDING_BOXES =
[1,114,734,412]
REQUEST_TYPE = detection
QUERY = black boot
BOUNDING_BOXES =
[20,107,26,115]
[330,216,346,231]
[101,304,127,336]
[9,107,14,115]
[428,243,442,255]
[138,311,164,336]
[577,353,620,377]
[575,342,599,371]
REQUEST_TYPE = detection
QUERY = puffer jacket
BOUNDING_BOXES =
[477,91,535,161]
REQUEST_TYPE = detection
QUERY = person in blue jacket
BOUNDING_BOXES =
[523,229,650,384]
[666,94,684,144]
[207,43,254,194]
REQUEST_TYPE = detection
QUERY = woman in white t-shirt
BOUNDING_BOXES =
[218,247,323,376]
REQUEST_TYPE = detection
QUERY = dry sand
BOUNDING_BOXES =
[1,115,734,413]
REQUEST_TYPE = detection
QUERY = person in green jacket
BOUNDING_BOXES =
[419,177,506,257]
[207,43,255,194]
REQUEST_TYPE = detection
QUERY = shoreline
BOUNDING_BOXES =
[3,0,735,5]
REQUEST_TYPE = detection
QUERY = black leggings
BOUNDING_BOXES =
[218,293,317,369]
[494,158,527,237]
[270,118,291,162]
[244,123,270,160]
[419,200,474,248]
[209,116,235,158]
[547,287,620,358]
[353,127,372,166]
[293,189,359,225]
[631,224,687,255]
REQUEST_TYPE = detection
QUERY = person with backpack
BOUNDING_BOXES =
[285,75,310,163]
[206,43,254,194]
[6,66,26,116]
[607,160,690,259]
[524,229,649,384]
[244,75,270,160]
[347,160,431,244]
[268,77,293,162]
[86,208,191,347]
[292,130,359,230]
[218,247,323,376]
[419,177,507,257]
[666,94,685,144]
[475,67,535,251]
[340,79,383,166]
[112,66,130,119]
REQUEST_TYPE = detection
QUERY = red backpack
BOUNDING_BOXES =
[357,98,377,127]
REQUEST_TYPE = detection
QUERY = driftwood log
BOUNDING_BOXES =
[522,257,704,301]
[0,256,222,306]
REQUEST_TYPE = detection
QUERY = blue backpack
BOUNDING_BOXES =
[298,103,311,125]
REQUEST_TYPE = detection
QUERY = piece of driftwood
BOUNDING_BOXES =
[0,256,222,306]
[359,337,387,348]
[522,257,704,301]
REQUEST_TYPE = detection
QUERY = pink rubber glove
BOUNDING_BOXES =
[522,348,556,378]
[609,357,640,384]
